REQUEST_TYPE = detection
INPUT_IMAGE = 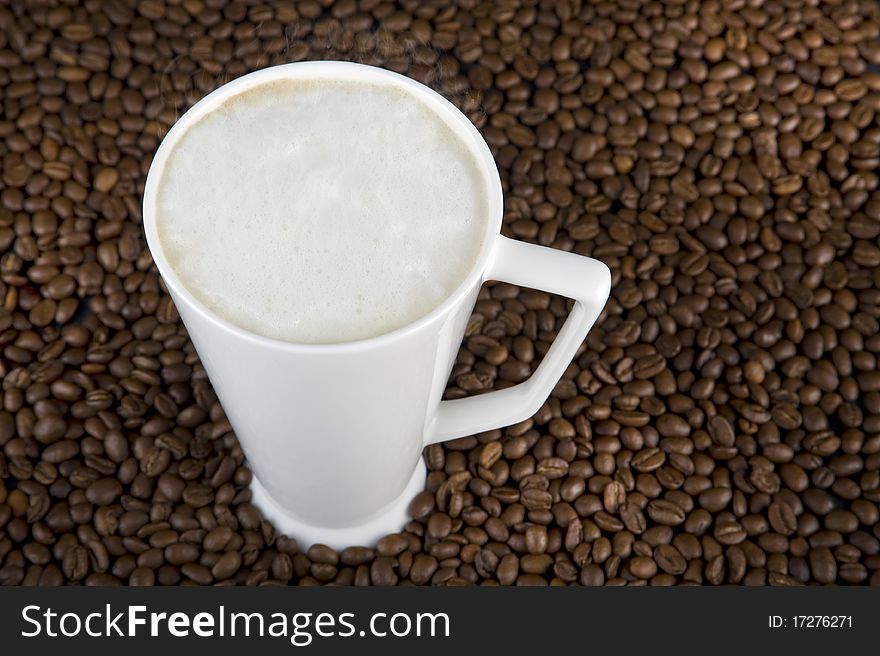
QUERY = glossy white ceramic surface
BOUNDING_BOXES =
[143,61,610,548]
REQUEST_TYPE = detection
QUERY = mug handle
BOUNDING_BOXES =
[426,235,611,445]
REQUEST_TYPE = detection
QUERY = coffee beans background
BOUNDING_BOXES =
[1,0,880,586]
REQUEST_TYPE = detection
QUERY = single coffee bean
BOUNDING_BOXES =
[768,502,798,536]
[370,557,398,586]
[647,500,686,526]
[62,546,89,582]
[211,551,242,580]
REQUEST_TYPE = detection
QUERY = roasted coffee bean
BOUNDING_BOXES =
[211,551,242,580]
[768,502,798,536]
[647,500,686,526]
[62,546,89,582]
[370,557,398,586]
[620,502,647,535]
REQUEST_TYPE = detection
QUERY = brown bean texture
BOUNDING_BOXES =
[0,0,879,587]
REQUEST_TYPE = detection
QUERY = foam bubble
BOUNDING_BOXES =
[156,78,489,344]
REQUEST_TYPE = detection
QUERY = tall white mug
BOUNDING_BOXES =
[143,61,611,549]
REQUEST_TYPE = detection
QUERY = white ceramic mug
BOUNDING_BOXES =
[143,61,611,549]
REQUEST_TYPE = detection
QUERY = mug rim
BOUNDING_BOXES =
[142,61,504,353]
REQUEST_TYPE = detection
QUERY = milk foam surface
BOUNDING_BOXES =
[156,78,488,344]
